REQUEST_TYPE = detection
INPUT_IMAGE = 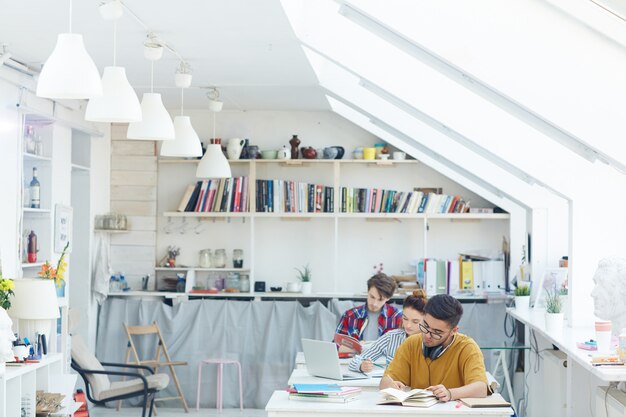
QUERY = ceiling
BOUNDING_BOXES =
[0,0,329,111]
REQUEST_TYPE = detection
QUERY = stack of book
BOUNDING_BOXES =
[377,387,438,408]
[288,384,361,403]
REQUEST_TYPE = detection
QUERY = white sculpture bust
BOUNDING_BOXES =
[0,307,15,362]
[591,257,626,336]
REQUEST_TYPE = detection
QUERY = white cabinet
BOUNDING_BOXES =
[158,159,509,294]
[0,354,62,417]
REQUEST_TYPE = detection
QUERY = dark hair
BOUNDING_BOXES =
[424,294,463,328]
[403,288,427,313]
[367,273,397,299]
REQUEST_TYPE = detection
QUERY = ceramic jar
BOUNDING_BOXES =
[227,138,245,160]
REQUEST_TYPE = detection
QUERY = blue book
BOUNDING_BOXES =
[293,384,342,393]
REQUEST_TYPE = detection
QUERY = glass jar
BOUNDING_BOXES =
[233,249,243,268]
[225,273,240,291]
[213,249,226,268]
[199,249,212,268]
[240,275,250,292]
[215,275,225,291]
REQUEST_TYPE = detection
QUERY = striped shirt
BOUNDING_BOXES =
[348,328,407,372]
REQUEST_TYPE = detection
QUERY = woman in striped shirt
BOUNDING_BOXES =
[348,289,427,373]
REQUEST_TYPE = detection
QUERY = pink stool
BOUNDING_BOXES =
[196,358,243,412]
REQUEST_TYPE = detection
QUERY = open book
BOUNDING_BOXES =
[377,387,438,408]
[334,333,362,354]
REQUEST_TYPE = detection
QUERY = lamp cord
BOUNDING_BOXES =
[150,61,154,93]
[213,111,216,139]
[180,88,184,116]
[113,20,117,66]
[69,0,73,33]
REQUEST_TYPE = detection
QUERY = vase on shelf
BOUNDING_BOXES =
[301,282,312,294]
[56,281,66,298]
[514,296,530,312]
[289,135,300,159]
[545,312,564,333]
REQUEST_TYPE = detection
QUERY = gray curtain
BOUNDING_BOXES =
[96,298,512,408]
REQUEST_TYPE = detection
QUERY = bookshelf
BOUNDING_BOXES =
[157,158,509,295]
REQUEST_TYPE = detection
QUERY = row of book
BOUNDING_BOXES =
[288,384,361,403]
[177,177,249,213]
[415,257,505,295]
[175,179,478,215]
[256,180,334,213]
[339,188,469,214]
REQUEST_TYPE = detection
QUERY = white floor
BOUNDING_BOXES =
[90,406,267,417]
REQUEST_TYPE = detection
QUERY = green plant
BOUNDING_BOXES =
[514,285,530,296]
[545,287,563,314]
[295,264,311,282]
[0,277,14,310]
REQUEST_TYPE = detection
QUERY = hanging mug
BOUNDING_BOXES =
[227,138,245,160]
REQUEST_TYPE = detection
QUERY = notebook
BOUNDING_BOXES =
[301,338,368,381]
[460,394,511,408]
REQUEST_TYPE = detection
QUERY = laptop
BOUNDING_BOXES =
[301,338,368,380]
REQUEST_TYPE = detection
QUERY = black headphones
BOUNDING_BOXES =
[422,334,455,360]
[422,344,445,360]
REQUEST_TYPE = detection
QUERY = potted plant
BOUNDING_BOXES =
[514,284,531,312]
[544,287,564,333]
[295,264,312,294]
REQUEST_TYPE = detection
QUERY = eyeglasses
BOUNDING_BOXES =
[418,322,445,340]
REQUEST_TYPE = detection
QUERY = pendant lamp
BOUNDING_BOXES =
[85,3,141,122]
[197,92,231,178]
[127,36,175,140]
[36,0,102,99]
[160,66,202,157]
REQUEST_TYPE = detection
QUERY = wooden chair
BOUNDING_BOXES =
[118,321,189,413]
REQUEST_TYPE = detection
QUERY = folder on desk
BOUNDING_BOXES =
[460,394,511,408]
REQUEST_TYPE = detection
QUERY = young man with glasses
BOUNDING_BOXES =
[335,273,401,344]
[380,294,488,402]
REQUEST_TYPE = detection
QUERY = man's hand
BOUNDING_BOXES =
[427,384,452,402]
[379,375,406,390]
[360,358,374,373]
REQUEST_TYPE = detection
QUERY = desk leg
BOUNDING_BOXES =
[492,350,516,412]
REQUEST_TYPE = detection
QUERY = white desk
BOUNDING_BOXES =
[507,308,626,382]
[266,390,514,416]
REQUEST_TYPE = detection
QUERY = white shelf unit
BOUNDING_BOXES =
[158,159,510,294]
[0,354,63,417]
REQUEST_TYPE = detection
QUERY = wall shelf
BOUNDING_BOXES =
[155,267,250,272]
[22,208,51,215]
[163,211,509,220]
[22,152,52,163]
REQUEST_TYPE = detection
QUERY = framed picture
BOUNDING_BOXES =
[54,204,73,253]
[531,267,568,308]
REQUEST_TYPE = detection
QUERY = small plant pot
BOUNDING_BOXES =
[515,296,530,312]
[545,312,564,333]
[301,282,312,294]
[286,282,301,292]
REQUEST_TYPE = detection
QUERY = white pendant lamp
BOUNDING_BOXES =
[197,93,231,178]
[160,115,203,157]
[160,66,202,157]
[85,5,141,122]
[36,0,102,99]
[127,37,174,140]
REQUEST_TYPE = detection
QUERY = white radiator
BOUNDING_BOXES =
[596,386,626,417]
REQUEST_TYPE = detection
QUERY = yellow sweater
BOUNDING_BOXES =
[385,333,488,389]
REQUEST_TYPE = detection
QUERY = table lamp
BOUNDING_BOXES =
[8,279,60,354]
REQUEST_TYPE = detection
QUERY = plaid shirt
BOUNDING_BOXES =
[335,303,402,341]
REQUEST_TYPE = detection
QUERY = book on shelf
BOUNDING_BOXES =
[177,184,196,212]
[459,394,511,408]
[176,177,249,213]
[377,387,438,408]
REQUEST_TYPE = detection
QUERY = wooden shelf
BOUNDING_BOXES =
[155,267,250,272]
[94,228,128,233]
[158,158,419,166]
[23,208,51,215]
[163,211,509,220]
[21,262,45,268]
[23,152,52,162]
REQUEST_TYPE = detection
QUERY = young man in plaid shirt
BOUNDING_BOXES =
[335,273,401,343]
